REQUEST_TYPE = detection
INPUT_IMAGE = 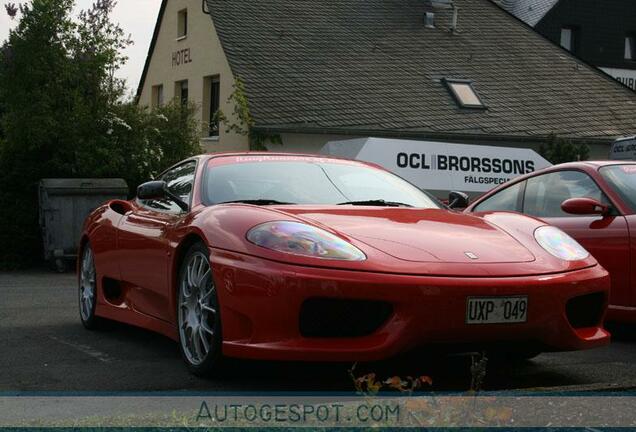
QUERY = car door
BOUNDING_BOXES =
[117,161,197,322]
[521,170,631,308]
[597,164,636,310]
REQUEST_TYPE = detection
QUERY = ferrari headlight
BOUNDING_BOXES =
[534,226,589,261]
[247,221,366,261]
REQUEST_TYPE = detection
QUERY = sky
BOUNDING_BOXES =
[0,0,163,96]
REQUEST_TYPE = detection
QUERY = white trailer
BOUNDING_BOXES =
[610,136,636,161]
[321,137,551,197]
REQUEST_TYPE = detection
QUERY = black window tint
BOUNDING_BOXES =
[523,170,607,218]
[474,181,524,212]
[145,161,197,212]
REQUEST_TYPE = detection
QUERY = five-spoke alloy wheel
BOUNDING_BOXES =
[177,242,223,376]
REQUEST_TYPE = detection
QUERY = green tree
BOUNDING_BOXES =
[539,133,590,164]
[74,100,201,189]
[0,0,200,268]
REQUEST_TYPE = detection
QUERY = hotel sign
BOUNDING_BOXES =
[172,48,193,67]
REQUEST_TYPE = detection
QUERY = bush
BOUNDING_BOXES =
[0,1,200,268]
[74,100,201,190]
[539,133,590,164]
[0,101,200,269]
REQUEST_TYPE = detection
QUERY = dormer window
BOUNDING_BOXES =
[443,79,485,109]
[626,34,635,60]
[424,12,435,28]
[560,26,579,53]
[177,9,188,39]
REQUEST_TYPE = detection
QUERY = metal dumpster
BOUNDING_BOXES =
[39,178,129,272]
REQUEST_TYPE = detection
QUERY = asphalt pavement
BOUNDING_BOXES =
[1,271,635,393]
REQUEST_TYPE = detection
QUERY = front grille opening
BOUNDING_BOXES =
[566,292,605,329]
[299,298,393,338]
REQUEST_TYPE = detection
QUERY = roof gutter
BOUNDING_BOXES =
[252,125,615,146]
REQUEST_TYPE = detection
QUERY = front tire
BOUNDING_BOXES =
[177,242,223,376]
[79,243,101,330]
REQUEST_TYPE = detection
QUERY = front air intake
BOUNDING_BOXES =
[299,298,393,338]
[566,292,606,329]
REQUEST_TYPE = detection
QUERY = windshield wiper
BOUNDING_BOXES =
[337,199,413,208]
[217,199,296,206]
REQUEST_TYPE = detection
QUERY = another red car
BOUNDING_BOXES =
[79,153,610,376]
[467,161,636,324]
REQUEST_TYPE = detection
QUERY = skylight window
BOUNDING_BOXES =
[443,79,485,109]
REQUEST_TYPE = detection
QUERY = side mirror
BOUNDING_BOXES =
[137,180,189,211]
[561,197,609,216]
[448,191,469,209]
[137,180,168,200]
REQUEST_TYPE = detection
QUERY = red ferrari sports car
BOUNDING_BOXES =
[79,153,610,376]
[466,161,636,324]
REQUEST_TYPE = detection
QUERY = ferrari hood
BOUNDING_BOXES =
[278,207,535,264]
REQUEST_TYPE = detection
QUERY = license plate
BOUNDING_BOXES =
[466,296,528,324]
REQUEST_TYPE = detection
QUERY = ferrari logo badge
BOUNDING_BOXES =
[465,252,479,260]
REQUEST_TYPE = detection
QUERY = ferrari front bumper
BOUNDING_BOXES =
[211,249,610,362]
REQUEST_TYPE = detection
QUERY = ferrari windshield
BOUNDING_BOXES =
[599,164,636,213]
[203,158,441,208]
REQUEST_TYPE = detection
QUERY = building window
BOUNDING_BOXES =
[151,84,164,108]
[424,12,435,28]
[175,80,188,105]
[203,76,221,137]
[443,79,485,109]
[560,27,578,53]
[177,9,188,39]
[626,34,635,60]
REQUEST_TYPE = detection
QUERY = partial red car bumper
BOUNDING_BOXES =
[211,249,611,362]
